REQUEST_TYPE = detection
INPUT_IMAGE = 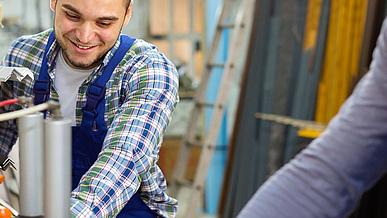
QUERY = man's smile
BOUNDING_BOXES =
[70,40,97,50]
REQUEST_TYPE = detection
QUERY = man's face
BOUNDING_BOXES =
[50,0,132,70]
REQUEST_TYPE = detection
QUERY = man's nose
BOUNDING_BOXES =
[76,22,95,43]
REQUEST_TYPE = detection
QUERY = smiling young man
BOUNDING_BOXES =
[53,0,129,70]
[0,0,179,217]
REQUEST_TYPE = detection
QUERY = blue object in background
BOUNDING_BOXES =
[205,0,229,215]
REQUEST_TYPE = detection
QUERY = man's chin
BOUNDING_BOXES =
[67,57,99,70]
[63,48,105,70]
[72,63,94,69]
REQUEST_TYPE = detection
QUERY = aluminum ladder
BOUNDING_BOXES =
[168,0,256,217]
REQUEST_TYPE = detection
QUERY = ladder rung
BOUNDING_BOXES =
[186,139,203,147]
[196,101,215,108]
[208,62,225,68]
[176,178,193,187]
[176,178,203,191]
[219,22,235,29]
[196,102,225,110]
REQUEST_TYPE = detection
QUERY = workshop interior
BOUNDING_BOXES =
[0,0,387,217]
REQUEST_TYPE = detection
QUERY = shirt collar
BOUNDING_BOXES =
[101,35,122,68]
[45,30,61,73]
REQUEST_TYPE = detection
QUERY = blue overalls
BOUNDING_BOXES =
[33,31,159,217]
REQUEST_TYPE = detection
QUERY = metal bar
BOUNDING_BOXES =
[44,117,72,218]
[306,0,331,119]
[255,112,326,130]
[286,0,308,116]
[351,0,379,93]
[283,50,311,163]
[283,0,313,164]
[255,15,280,192]
[265,0,300,177]
[18,113,44,217]
[222,0,271,216]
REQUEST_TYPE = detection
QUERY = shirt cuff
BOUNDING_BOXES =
[70,198,96,218]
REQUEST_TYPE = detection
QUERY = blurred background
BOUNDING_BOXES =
[1,0,387,217]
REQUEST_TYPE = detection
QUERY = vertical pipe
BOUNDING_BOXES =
[44,117,71,218]
[18,112,44,218]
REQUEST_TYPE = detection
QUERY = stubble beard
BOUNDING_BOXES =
[61,43,106,70]
[55,32,108,69]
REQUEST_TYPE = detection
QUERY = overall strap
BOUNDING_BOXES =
[33,31,56,105]
[83,35,136,112]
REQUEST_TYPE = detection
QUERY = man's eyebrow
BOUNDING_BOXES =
[62,4,119,21]
[62,4,81,15]
[97,16,119,21]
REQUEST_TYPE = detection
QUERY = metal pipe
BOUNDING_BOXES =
[18,112,44,217]
[44,117,71,218]
[0,103,50,122]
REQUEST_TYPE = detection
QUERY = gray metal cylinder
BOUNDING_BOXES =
[18,112,44,217]
[44,117,71,218]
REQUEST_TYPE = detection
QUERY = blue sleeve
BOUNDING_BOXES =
[237,17,387,218]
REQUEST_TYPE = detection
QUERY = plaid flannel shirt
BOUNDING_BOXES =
[0,29,179,217]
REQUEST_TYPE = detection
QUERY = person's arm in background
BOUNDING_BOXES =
[238,17,387,218]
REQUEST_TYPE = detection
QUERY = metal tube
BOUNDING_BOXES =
[18,112,44,217]
[44,117,71,218]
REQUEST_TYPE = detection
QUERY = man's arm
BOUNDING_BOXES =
[70,52,179,217]
[238,17,387,218]
[0,40,23,155]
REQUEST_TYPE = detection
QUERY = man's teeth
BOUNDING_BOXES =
[76,44,91,49]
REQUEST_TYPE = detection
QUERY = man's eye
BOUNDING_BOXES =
[66,12,79,20]
[98,22,112,27]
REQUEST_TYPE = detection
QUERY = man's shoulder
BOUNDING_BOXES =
[10,29,52,51]
[127,38,173,66]
[4,29,52,68]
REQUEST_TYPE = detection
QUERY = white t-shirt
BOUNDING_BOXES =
[55,50,95,126]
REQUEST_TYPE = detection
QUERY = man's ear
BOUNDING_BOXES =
[50,0,56,12]
[123,0,133,26]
